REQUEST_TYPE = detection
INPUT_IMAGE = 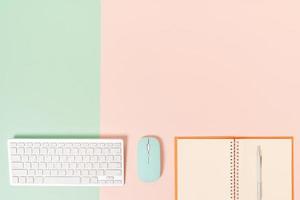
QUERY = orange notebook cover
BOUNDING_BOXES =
[175,136,294,200]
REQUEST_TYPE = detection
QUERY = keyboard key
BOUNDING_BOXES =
[94,149,101,155]
[25,142,33,147]
[46,163,54,169]
[48,148,55,154]
[103,149,110,155]
[91,177,98,183]
[114,156,121,162]
[33,143,41,148]
[37,169,43,176]
[111,148,121,154]
[39,162,46,169]
[114,180,122,184]
[40,148,47,154]
[77,163,84,169]
[19,176,26,183]
[49,143,57,148]
[36,155,43,162]
[106,156,113,162]
[97,170,104,176]
[34,176,44,184]
[113,143,121,147]
[58,170,66,176]
[52,155,59,162]
[69,162,76,168]
[12,176,19,184]
[89,170,96,176]
[27,176,34,183]
[92,163,100,169]
[75,156,82,162]
[28,169,35,176]
[17,143,24,147]
[67,156,75,162]
[105,170,122,176]
[62,162,69,169]
[85,163,92,169]
[56,148,63,155]
[21,155,29,162]
[74,170,81,176]
[66,169,74,175]
[71,148,79,154]
[79,149,86,155]
[11,162,23,169]
[29,155,36,162]
[86,148,93,154]
[31,163,38,169]
[10,142,17,147]
[10,148,17,154]
[57,143,65,147]
[81,177,90,184]
[44,170,51,176]
[100,163,108,168]
[90,156,97,162]
[24,162,31,169]
[51,170,58,176]
[83,156,90,162]
[108,163,121,169]
[54,162,62,169]
[25,148,32,154]
[81,170,88,176]
[11,155,21,162]
[12,169,27,176]
[98,156,105,162]
[32,148,39,154]
[17,148,24,155]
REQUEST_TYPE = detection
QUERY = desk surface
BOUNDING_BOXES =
[101,0,300,199]
[0,0,100,199]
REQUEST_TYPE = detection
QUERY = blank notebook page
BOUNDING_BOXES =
[238,139,292,200]
[176,139,231,200]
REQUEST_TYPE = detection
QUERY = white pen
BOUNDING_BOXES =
[257,145,262,200]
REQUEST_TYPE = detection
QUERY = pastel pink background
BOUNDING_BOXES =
[101,0,299,199]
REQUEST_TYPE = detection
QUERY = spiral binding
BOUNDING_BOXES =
[230,139,239,200]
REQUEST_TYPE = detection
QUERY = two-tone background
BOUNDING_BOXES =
[1,0,299,199]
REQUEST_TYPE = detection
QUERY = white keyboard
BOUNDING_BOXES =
[8,139,124,186]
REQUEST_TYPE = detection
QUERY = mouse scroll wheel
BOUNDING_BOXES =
[147,139,150,153]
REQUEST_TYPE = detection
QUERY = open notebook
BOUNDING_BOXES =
[175,137,294,200]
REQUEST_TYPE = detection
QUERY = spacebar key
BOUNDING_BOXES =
[44,177,81,184]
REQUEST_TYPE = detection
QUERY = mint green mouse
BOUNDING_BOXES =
[137,136,161,182]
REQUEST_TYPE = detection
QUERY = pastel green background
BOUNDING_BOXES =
[0,0,100,199]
